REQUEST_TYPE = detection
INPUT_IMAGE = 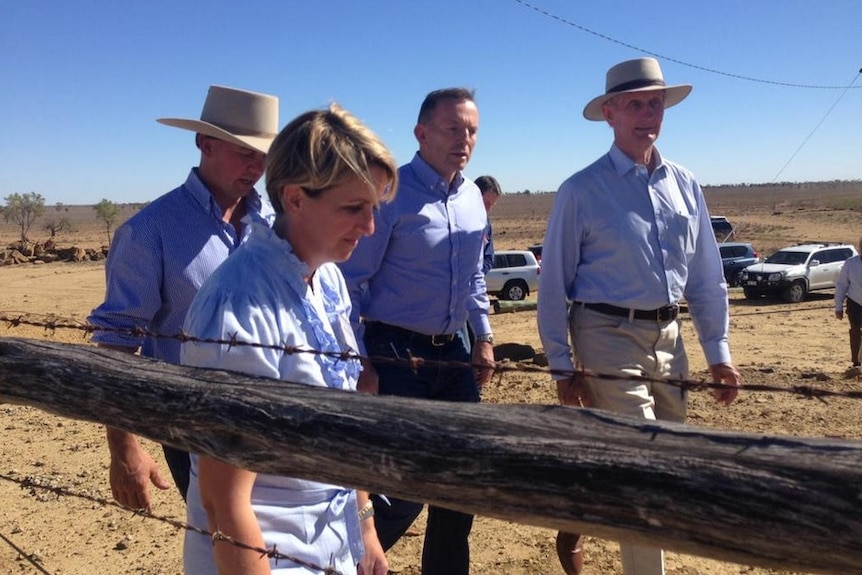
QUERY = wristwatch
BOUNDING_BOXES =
[358,500,375,521]
[476,333,495,344]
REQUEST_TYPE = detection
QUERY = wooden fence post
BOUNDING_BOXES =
[1,337,861,574]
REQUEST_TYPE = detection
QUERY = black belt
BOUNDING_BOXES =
[579,302,680,323]
[364,321,457,347]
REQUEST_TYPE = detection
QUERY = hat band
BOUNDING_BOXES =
[207,120,278,139]
[607,78,666,95]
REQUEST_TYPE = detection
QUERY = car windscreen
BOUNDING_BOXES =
[765,251,808,265]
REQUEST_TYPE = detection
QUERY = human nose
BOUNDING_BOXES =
[250,153,265,174]
[359,207,375,236]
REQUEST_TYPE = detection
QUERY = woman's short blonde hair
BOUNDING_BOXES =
[266,103,398,213]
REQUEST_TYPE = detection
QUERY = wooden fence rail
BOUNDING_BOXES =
[1,337,861,574]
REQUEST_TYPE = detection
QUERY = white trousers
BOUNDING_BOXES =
[570,304,690,575]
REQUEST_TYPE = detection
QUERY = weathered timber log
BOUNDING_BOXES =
[1,337,861,574]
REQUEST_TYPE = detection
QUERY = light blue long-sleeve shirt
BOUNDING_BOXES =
[537,145,731,376]
[338,152,491,352]
[181,222,363,575]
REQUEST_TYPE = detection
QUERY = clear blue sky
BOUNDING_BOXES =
[2,0,861,205]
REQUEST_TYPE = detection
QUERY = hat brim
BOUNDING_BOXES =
[582,84,692,122]
[156,118,276,155]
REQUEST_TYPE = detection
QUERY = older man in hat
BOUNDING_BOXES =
[88,85,278,512]
[537,58,741,575]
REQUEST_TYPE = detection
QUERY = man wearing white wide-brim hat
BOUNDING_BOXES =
[88,85,278,512]
[538,58,741,575]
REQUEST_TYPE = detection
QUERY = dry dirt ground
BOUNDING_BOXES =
[1,183,862,575]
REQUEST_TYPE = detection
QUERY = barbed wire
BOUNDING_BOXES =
[727,301,836,318]
[512,0,862,90]
[0,472,344,575]
[2,311,861,402]
[0,527,53,575]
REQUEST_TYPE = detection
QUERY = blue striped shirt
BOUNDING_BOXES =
[338,153,491,350]
[538,145,731,375]
[88,168,275,363]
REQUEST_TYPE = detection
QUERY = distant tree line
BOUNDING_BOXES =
[1,193,141,246]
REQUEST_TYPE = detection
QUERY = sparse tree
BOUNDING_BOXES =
[93,199,121,245]
[43,217,75,240]
[2,192,46,244]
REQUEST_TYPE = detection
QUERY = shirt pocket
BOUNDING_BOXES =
[667,212,698,257]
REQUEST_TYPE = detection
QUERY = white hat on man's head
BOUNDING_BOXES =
[157,85,279,154]
[583,58,692,121]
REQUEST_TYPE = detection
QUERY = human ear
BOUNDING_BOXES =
[413,123,425,146]
[281,184,304,215]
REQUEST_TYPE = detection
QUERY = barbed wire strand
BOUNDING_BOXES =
[0,528,54,575]
[0,472,343,575]
[512,0,861,90]
[1,312,861,402]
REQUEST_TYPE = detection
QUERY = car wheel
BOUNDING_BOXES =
[782,280,807,303]
[743,287,760,300]
[732,270,745,288]
[502,280,528,301]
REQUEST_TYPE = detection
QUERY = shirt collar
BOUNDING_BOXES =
[185,167,273,224]
[409,152,465,194]
[608,144,665,178]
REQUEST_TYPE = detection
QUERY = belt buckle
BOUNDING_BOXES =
[659,304,679,322]
[430,334,452,346]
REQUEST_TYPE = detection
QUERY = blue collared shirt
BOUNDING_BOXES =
[338,152,491,351]
[482,222,495,274]
[87,168,275,364]
[537,145,730,375]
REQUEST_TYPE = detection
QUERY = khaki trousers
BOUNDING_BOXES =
[570,304,690,575]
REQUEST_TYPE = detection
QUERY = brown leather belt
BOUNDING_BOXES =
[580,302,680,323]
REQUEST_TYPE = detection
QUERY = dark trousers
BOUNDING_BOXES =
[848,298,862,364]
[162,445,190,501]
[364,321,479,575]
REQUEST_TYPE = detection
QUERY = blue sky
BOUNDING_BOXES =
[2,0,860,205]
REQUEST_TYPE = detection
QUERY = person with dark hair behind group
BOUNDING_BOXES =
[339,87,495,575]
[475,174,502,274]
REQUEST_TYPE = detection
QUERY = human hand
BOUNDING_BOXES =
[836,309,845,320]
[556,373,590,407]
[472,341,496,388]
[358,519,388,575]
[708,362,741,406]
[108,439,170,512]
[356,360,379,395]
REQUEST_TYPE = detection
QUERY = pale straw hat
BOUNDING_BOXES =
[157,85,279,154]
[583,58,692,121]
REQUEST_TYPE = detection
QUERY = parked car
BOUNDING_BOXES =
[711,215,734,241]
[485,249,541,301]
[718,242,759,287]
[739,242,857,302]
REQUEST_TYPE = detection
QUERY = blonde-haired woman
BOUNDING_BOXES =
[181,104,398,575]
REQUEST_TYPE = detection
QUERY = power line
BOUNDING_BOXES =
[772,70,862,181]
[513,0,862,90]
